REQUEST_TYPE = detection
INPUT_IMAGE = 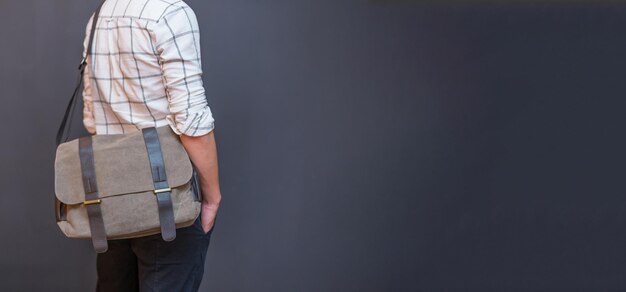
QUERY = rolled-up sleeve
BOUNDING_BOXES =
[151,4,215,136]
[81,13,97,135]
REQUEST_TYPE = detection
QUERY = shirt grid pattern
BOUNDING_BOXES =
[82,0,215,137]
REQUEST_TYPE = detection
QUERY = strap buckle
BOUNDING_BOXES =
[154,187,172,194]
[78,57,87,70]
[83,199,102,205]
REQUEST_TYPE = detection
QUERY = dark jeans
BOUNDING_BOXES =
[95,211,217,292]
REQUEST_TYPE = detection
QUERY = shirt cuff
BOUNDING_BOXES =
[166,104,215,137]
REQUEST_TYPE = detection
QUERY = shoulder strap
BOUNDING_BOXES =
[56,1,106,146]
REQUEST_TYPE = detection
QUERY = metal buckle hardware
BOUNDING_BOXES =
[154,188,172,194]
[83,199,102,205]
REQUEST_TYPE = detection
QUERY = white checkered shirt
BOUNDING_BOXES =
[81,0,215,137]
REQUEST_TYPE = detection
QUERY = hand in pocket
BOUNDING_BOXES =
[201,202,219,234]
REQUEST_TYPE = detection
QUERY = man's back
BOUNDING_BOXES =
[78,3,222,291]
[82,0,214,137]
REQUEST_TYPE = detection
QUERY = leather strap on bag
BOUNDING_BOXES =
[142,127,177,241]
[79,136,108,253]
[56,1,105,146]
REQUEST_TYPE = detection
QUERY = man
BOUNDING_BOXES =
[81,0,221,290]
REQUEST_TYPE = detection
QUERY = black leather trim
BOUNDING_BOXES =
[191,165,202,202]
[55,198,66,222]
[79,136,108,253]
[142,127,176,242]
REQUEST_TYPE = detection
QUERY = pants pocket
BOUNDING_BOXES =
[193,210,217,236]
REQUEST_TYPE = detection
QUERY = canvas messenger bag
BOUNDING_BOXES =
[54,2,202,253]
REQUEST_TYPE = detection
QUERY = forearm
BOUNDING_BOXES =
[180,131,221,205]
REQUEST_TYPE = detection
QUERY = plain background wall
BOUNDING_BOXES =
[1,0,626,291]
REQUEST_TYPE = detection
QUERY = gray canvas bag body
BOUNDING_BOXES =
[54,2,201,253]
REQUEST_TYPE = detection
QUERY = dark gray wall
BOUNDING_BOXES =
[1,0,625,291]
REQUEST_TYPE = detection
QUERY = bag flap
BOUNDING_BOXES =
[55,126,192,205]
